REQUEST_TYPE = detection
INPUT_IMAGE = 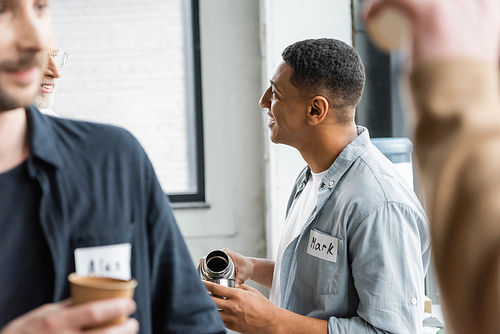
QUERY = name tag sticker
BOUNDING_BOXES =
[74,243,131,280]
[307,230,338,263]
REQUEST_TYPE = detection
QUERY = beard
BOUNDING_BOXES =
[33,91,55,109]
[33,77,57,109]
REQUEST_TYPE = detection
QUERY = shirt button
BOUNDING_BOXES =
[411,298,417,305]
[329,181,334,187]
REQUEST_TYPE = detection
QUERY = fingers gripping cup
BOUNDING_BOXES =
[199,250,235,288]
[68,273,137,329]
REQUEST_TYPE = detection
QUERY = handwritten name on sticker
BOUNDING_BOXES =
[74,243,131,280]
[307,230,338,263]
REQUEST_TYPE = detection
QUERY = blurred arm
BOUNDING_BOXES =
[411,60,500,334]
[364,1,500,333]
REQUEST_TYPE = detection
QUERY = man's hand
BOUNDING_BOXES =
[221,248,254,287]
[204,281,280,334]
[198,249,274,288]
[197,249,254,286]
[362,0,500,67]
[223,249,275,288]
[204,281,328,334]
[1,298,139,334]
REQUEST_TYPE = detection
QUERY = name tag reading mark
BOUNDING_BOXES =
[74,243,131,280]
[307,230,338,263]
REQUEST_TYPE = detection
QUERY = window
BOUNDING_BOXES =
[50,0,204,202]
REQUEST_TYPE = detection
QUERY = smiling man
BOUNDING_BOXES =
[0,1,225,334]
[33,33,62,114]
[204,38,431,334]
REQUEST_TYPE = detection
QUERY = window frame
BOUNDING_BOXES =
[167,0,205,203]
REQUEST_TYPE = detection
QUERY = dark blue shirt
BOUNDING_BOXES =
[0,161,54,329]
[0,107,226,334]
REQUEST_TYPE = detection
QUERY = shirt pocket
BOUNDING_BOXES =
[70,220,136,250]
[68,221,136,276]
[297,228,345,295]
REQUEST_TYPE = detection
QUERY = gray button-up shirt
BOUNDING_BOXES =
[279,127,430,333]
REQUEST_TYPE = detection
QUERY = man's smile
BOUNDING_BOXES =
[40,83,55,94]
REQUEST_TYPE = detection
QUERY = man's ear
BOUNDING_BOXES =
[307,96,329,125]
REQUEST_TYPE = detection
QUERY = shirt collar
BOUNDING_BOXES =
[295,126,373,195]
[321,126,372,187]
[26,105,63,170]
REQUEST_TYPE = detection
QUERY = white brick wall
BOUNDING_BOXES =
[50,0,196,193]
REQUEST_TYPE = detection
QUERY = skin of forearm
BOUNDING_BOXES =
[247,257,275,289]
[268,307,328,334]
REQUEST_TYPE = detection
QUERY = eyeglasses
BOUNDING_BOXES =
[49,51,69,67]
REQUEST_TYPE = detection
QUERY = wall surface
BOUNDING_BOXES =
[177,0,267,270]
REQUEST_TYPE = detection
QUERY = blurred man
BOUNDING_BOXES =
[33,34,63,115]
[0,1,225,333]
[204,38,430,334]
[363,1,500,333]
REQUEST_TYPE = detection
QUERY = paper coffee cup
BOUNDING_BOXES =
[68,273,138,329]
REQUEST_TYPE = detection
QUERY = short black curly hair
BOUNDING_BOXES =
[282,38,365,124]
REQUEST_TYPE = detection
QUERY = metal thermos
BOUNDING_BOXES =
[199,249,235,288]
